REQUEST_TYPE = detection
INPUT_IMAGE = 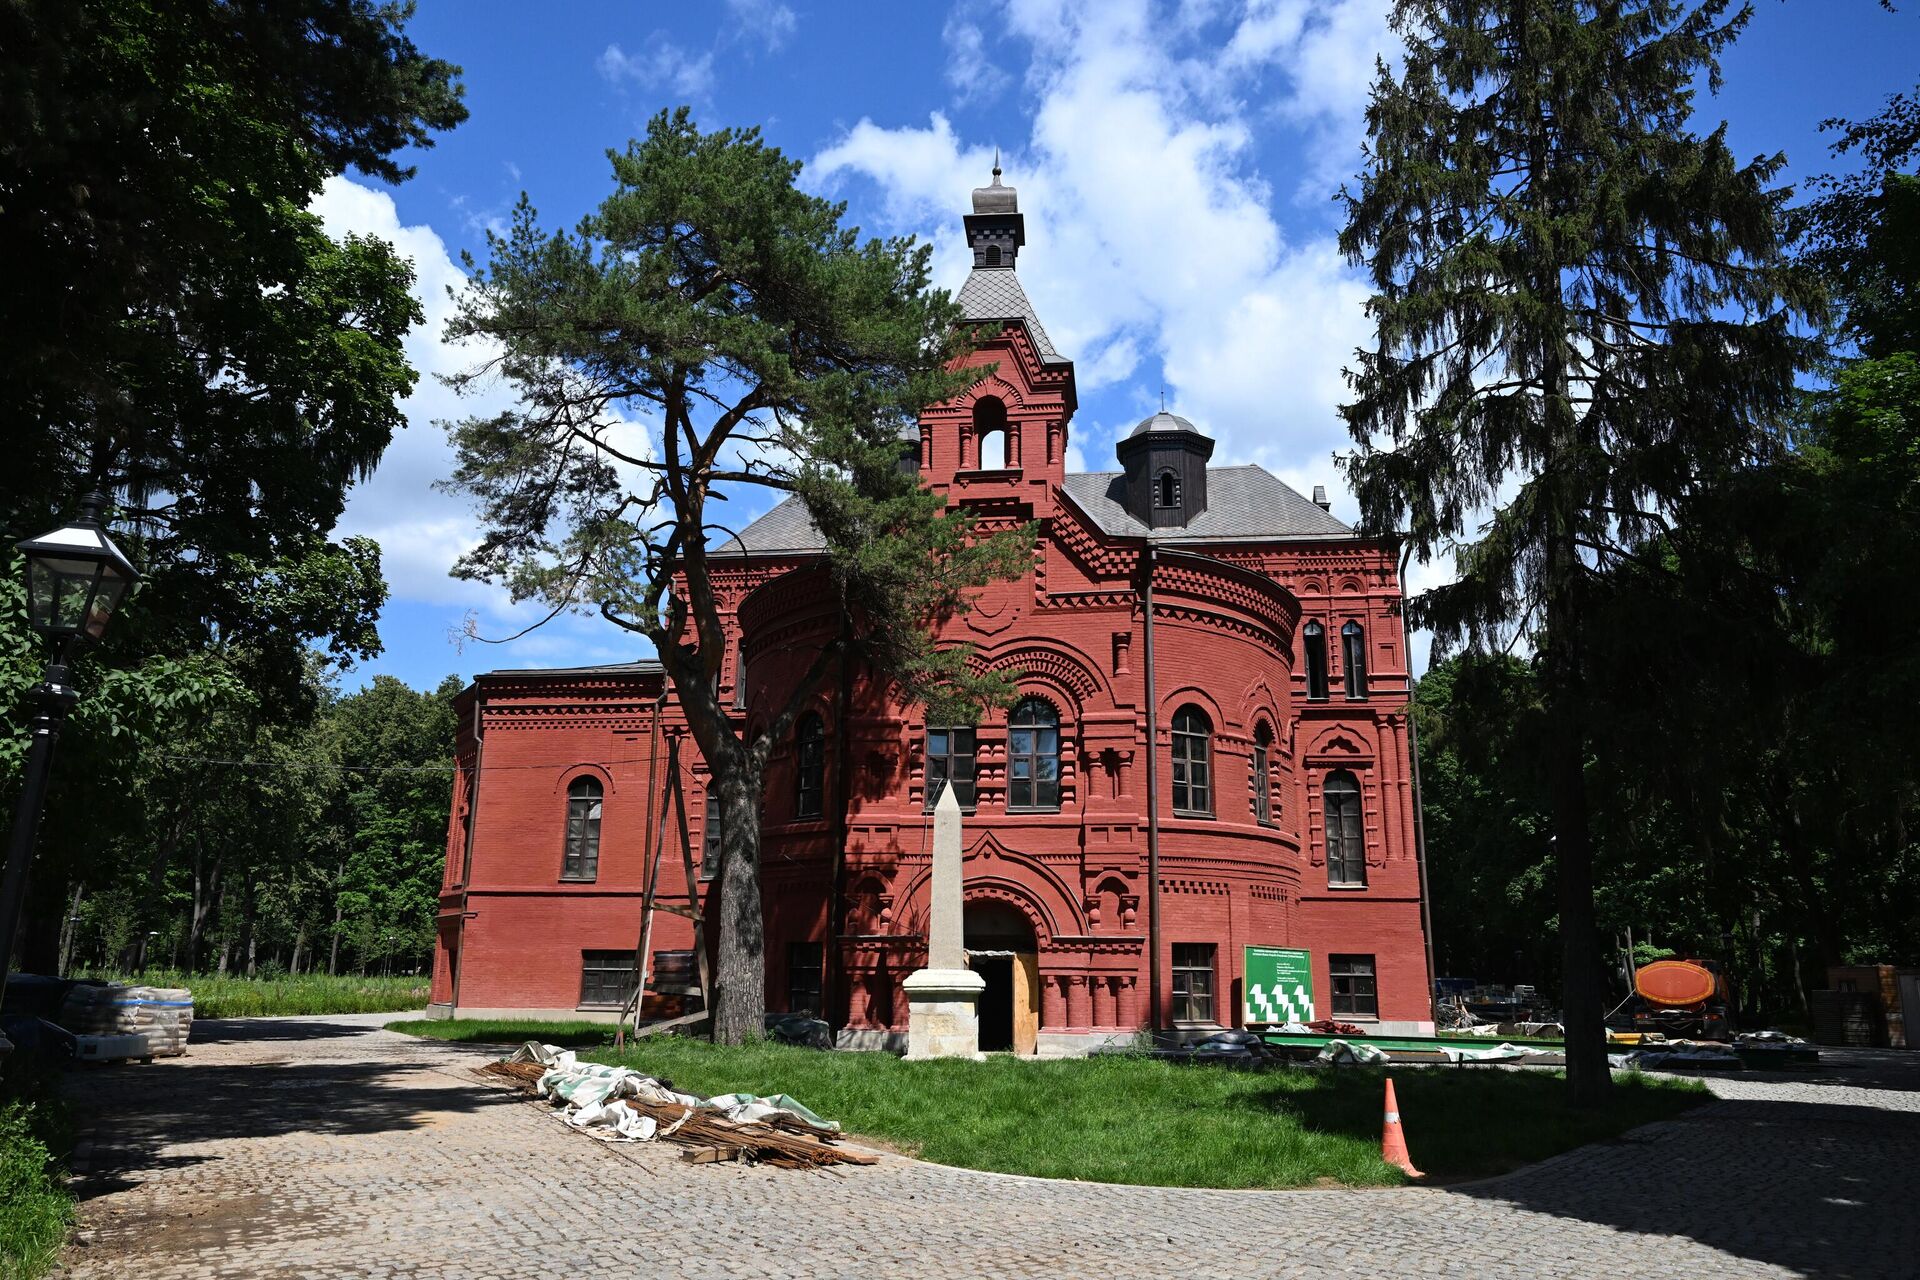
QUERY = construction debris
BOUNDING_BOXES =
[481,1043,876,1170]
[58,983,193,1058]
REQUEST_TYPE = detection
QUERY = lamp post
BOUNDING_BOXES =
[1,493,138,1002]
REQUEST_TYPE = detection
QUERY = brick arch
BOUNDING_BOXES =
[1305,721,1375,762]
[893,837,1083,943]
[970,638,1110,711]
[552,762,616,794]
[1157,683,1228,733]
[1238,675,1286,739]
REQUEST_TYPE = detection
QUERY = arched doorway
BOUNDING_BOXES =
[965,900,1039,1054]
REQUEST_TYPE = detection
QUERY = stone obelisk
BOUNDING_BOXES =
[902,783,984,1060]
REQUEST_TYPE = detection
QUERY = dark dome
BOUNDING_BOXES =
[1127,410,1203,438]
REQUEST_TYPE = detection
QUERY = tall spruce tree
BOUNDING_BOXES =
[1340,0,1815,1103]
[443,109,1032,1043]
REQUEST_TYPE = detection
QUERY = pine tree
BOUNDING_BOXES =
[1340,0,1816,1103]
[443,109,1031,1043]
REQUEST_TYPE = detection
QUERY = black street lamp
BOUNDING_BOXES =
[1,493,138,1006]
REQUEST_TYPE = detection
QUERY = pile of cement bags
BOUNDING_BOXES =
[59,983,194,1057]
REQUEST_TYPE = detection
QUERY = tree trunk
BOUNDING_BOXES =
[290,923,307,976]
[242,876,259,979]
[329,859,346,976]
[710,756,767,1045]
[57,882,85,976]
[189,851,222,969]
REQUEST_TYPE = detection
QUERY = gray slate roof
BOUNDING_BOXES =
[715,463,1353,557]
[1060,466,1355,542]
[1127,411,1203,438]
[956,268,1068,365]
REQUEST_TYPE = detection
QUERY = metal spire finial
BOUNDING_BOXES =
[992,146,1001,181]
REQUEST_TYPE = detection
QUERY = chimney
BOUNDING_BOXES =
[1311,484,1331,512]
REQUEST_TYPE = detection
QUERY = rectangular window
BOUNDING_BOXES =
[926,726,977,810]
[1330,954,1378,1018]
[732,638,748,710]
[787,941,824,1016]
[579,949,638,1008]
[701,795,722,881]
[1171,943,1216,1023]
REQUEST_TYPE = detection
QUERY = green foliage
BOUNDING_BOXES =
[0,1059,73,1280]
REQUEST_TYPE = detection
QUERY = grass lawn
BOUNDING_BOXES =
[0,1058,74,1280]
[87,970,430,1019]
[396,1020,1710,1188]
[391,1018,618,1048]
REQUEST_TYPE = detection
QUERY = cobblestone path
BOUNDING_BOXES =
[55,1015,1920,1279]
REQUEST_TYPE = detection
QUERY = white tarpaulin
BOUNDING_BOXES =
[503,1041,840,1142]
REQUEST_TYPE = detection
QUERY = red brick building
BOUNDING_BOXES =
[429,168,1434,1050]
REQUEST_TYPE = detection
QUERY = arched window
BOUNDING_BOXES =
[1324,770,1365,886]
[1342,621,1368,699]
[925,724,977,810]
[1155,469,1180,509]
[973,396,1008,470]
[1303,621,1329,701]
[1171,705,1213,816]
[1252,721,1274,826]
[1006,698,1060,812]
[562,776,603,880]
[984,244,1002,267]
[794,712,826,818]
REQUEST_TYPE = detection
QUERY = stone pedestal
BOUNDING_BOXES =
[903,784,985,1060]
[902,968,986,1061]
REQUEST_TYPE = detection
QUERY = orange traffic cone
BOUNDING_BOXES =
[1381,1077,1424,1178]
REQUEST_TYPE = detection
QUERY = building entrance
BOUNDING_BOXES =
[965,901,1039,1054]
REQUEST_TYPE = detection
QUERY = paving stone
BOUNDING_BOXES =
[52,1014,1920,1279]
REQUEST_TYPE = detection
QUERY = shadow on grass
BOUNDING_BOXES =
[1237,1067,1709,1181]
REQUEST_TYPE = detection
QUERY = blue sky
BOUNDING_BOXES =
[317,0,1920,693]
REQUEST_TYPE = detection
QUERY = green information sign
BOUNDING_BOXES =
[1243,946,1314,1025]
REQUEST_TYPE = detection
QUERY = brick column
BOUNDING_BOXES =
[1041,970,1066,1029]
[1066,974,1091,1030]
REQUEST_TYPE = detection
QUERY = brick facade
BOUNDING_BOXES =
[431,172,1434,1045]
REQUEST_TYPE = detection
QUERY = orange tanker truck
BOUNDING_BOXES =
[1618,958,1734,1041]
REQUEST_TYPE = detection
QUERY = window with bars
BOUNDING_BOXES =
[579,949,637,1008]
[787,941,824,1016]
[1252,721,1274,826]
[561,776,603,880]
[1171,705,1212,816]
[701,795,722,881]
[925,725,977,810]
[1006,698,1060,812]
[1304,620,1329,701]
[1171,943,1216,1023]
[794,712,825,818]
[1330,954,1378,1017]
[1342,620,1369,699]
[1324,770,1366,886]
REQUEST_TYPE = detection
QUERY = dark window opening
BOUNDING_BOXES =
[701,795,722,881]
[732,638,747,710]
[1324,770,1366,886]
[1007,698,1061,812]
[1304,621,1329,701]
[795,712,826,818]
[1171,704,1212,816]
[1172,943,1216,1023]
[579,949,637,1008]
[1342,620,1369,699]
[926,725,977,810]
[984,244,1002,267]
[1155,469,1180,508]
[1253,722,1274,826]
[1330,954,1378,1017]
[787,941,824,1016]
[562,776,603,881]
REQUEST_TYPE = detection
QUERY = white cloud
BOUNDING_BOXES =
[944,12,1012,105]
[726,0,799,51]
[598,39,716,100]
